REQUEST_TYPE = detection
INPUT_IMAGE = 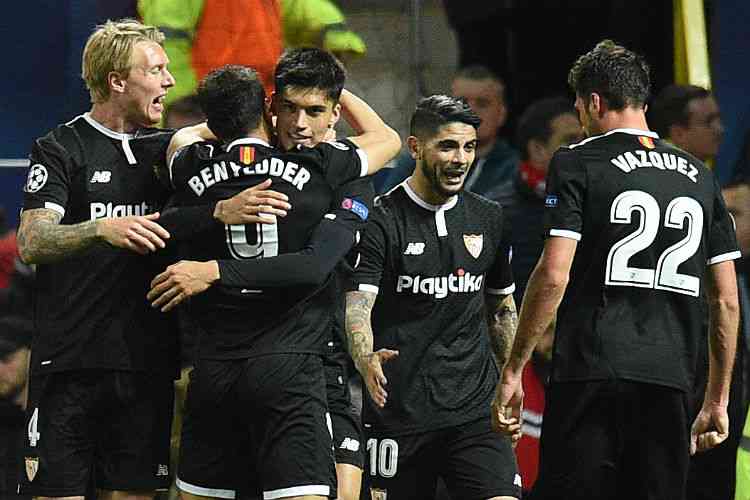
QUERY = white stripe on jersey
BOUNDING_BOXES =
[263,485,330,500]
[356,148,369,177]
[358,284,379,294]
[549,229,582,241]
[44,201,65,217]
[707,250,742,265]
[435,209,448,237]
[486,283,516,296]
[567,128,659,150]
[176,478,236,499]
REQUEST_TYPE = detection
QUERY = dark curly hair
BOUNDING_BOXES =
[197,65,266,142]
[568,39,651,110]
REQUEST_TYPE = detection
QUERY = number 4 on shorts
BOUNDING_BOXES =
[28,408,40,447]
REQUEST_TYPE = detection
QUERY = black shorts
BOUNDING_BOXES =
[325,344,364,469]
[177,354,336,499]
[532,379,690,500]
[365,418,520,500]
[20,370,174,497]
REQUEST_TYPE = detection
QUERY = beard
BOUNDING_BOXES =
[420,159,465,199]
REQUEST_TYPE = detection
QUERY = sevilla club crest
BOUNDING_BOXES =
[25,456,38,482]
[463,234,483,259]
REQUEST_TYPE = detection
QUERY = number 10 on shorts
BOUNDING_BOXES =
[367,438,398,478]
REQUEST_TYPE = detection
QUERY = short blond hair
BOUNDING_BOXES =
[82,19,165,104]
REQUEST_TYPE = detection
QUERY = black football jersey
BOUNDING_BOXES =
[22,114,178,376]
[168,137,367,359]
[544,128,740,391]
[351,181,515,435]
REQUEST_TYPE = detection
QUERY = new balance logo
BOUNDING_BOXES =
[339,437,360,452]
[90,171,111,183]
[404,242,425,255]
[156,464,169,476]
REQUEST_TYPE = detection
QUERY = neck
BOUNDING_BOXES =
[598,107,650,134]
[408,166,452,206]
[89,102,139,134]
[246,120,272,144]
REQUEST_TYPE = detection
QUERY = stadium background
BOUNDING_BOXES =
[1,0,749,228]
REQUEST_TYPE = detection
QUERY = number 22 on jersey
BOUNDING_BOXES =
[605,190,703,297]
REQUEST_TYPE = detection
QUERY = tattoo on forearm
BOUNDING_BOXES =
[345,291,376,373]
[18,209,99,264]
[487,294,518,369]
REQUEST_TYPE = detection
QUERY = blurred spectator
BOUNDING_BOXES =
[648,84,724,162]
[139,0,365,104]
[0,208,17,290]
[699,176,750,500]
[139,0,282,99]
[0,316,33,500]
[650,84,736,500]
[490,97,582,495]
[281,0,366,63]
[375,66,519,195]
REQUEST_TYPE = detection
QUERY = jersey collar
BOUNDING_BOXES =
[402,177,458,212]
[81,113,138,165]
[568,127,659,149]
[226,137,271,151]
[82,113,135,140]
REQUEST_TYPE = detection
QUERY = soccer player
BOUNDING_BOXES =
[16,19,289,500]
[495,40,740,500]
[148,63,399,500]
[272,48,375,500]
[346,94,521,500]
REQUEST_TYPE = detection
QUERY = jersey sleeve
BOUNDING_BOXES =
[349,203,388,295]
[22,133,72,218]
[707,177,741,265]
[543,148,586,241]
[485,213,516,295]
[215,177,374,288]
[312,138,369,189]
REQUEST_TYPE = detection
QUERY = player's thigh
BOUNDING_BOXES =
[20,371,96,497]
[95,371,175,493]
[364,431,438,500]
[177,359,249,499]
[532,381,619,500]
[440,418,521,500]
[619,381,690,500]
[329,400,364,470]
[245,354,336,500]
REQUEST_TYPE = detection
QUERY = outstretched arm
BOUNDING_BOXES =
[345,290,398,408]
[485,293,518,370]
[493,236,576,438]
[18,208,170,264]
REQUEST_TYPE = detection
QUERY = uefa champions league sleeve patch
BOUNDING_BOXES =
[25,164,49,193]
[342,198,369,220]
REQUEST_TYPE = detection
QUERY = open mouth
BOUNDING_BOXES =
[152,95,166,109]
[289,134,312,143]
[443,170,466,184]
